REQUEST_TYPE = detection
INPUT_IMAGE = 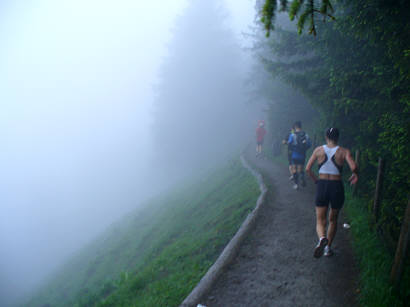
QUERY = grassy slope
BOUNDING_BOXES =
[27,159,260,307]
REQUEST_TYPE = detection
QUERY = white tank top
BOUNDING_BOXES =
[318,145,342,175]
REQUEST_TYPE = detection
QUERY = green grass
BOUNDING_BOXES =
[344,190,409,307]
[26,159,260,307]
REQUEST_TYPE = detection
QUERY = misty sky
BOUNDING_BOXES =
[152,0,261,183]
[0,0,255,305]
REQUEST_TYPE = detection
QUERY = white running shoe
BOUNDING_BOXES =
[293,184,298,190]
[289,175,294,181]
[324,245,334,257]
[314,237,329,258]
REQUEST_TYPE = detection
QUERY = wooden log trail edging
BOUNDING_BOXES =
[373,157,384,223]
[352,150,360,196]
[180,154,268,307]
[390,199,410,289]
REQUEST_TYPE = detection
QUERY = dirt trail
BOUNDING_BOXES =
[202,148,359,306]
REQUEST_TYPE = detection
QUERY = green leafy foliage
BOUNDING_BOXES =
[261,0,336,36]
[261,0,277,36]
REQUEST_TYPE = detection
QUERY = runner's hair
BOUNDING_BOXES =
[326,127,339,143]
[294,121,302,129]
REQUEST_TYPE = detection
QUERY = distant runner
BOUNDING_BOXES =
[282,125,295,180]
[256,120,266,157]
[287,121,311,189]
[305,127,358,258]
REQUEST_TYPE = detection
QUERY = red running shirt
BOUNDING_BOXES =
[256,127,266,142]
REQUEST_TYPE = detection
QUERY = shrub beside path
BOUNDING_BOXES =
[201,147,359,306]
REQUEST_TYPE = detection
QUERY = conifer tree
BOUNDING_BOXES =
[153,0,254,179]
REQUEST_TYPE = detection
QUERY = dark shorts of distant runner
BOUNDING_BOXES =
[287,151,292,164]
[291,157,305,166]
[257,140,264,145]
[315,180,345,209]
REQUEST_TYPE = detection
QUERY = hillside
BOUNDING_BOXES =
[26,158,260,307]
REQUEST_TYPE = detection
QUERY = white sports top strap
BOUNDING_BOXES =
[318,145,341,175]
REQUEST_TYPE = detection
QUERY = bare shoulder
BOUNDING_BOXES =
[338,146,351,158]
[314,146,324,155]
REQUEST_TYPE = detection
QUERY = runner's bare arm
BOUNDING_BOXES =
[306,147,319,183]
[345,149,358,185]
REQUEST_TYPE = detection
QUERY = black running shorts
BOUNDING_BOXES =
[291,157,305,166]
[315,180,345,209]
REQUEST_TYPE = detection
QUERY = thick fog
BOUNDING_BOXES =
[152,1,259,181]
[0,0,257,306]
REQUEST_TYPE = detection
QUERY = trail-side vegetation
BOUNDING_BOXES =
[254,0,409,304]
[26,159,260,307]
[344,190,409,306]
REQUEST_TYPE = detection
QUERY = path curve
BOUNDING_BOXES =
[201,147,359,306]
[180,154,268,307]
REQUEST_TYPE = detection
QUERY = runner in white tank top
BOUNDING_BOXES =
[319,145,341,175]
[305,128,358,258]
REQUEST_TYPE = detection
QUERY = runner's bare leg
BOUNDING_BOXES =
[296,164,303,177]
[316,206,328,239]
[327,208,339,247]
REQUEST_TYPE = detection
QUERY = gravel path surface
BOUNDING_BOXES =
[201,148,359,307]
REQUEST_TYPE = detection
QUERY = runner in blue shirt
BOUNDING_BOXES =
[287,121,311,189]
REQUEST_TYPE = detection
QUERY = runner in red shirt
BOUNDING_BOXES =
[256,120,266,157]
